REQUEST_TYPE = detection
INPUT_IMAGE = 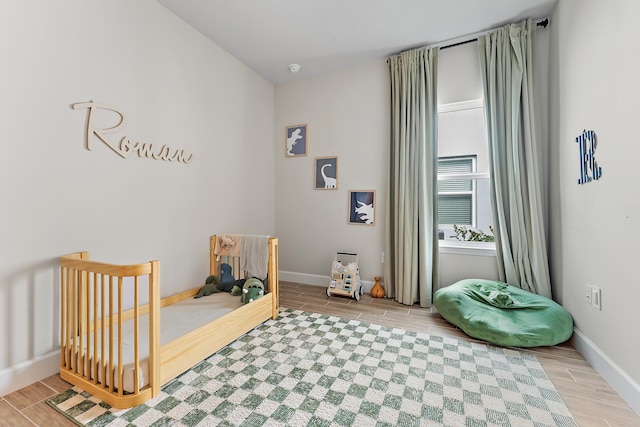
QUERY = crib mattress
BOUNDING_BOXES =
[86,292,244,393]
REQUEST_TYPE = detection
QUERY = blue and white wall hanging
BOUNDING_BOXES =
[575,129,602,184]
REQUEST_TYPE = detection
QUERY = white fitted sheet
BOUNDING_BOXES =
[86,292,244,393]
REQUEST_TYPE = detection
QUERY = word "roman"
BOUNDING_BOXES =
[71,101,193,164]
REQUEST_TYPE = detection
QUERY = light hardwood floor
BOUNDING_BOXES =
[2,281,638,426]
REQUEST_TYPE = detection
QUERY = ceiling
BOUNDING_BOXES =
[156,0,557,85]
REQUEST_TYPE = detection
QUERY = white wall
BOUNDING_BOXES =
[437,42,483,104]
[275,61,389,286]
[0,0,275,395]
[550,0,640,410]
[275,42,499,290]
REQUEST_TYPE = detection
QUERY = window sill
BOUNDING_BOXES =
[439,240,496,257]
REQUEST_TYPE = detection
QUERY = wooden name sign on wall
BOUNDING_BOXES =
[71,101,193,164]
[575,129,602,184]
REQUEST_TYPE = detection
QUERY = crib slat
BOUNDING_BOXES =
[60,267,67,370]
[108,276,114,393]
[101,274,107,389]
[269,238,279,318]
[117,276,124,397]
[70,268,76,371]
[148,260,160,396]
[133,276,140,393]
[79,271,84,378]
[80,270,88,379]
[67,268,73,373]
[66,267,73,372]
[91,273,97,384]
[72,269,78,373]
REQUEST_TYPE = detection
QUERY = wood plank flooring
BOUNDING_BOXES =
[2,281,638,426]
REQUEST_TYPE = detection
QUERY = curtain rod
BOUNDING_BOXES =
[440,18,549,50]
[387,17,550,61]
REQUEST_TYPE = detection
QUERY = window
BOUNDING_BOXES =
[437,100,494,248]
[438,156,475,227]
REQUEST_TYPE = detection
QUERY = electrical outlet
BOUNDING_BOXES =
[585,284,592,304]
[591,286,602,310]
[381,251,384,263]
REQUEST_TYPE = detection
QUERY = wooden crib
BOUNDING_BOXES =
[59,235,279,409]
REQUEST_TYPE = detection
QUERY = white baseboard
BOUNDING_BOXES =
[572,328,640,415]
[0,350,59,396]
[279,270,374,293]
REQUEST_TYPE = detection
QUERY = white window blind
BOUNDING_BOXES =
[438,157,474,226]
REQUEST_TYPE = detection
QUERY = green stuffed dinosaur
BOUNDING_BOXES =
[241,278,265,304]
[194,275,221,298]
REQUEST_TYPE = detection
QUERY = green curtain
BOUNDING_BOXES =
[478,20,552,298]
[384,47,439,307]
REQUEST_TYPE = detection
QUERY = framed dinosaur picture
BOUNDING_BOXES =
[314,156,338,190]
[348,190,375,225]
[285,124,307,156]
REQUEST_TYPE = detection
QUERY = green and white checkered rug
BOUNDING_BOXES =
[47,309,577,426]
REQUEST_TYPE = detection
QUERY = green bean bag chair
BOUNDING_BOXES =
[434,279,573,347]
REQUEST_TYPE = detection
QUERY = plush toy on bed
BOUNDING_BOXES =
[215,263,248,294]
[241,278,265,304]
[219,235,236,250]
[220,263,234,282]
[195,263,245,297]
[215,263,235,290]
[230,281,244,296]
[194,275,220,298]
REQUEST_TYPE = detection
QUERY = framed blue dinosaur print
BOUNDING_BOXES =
[285,124,307,156]
[315,156,338,190]
[349,190,375,225]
